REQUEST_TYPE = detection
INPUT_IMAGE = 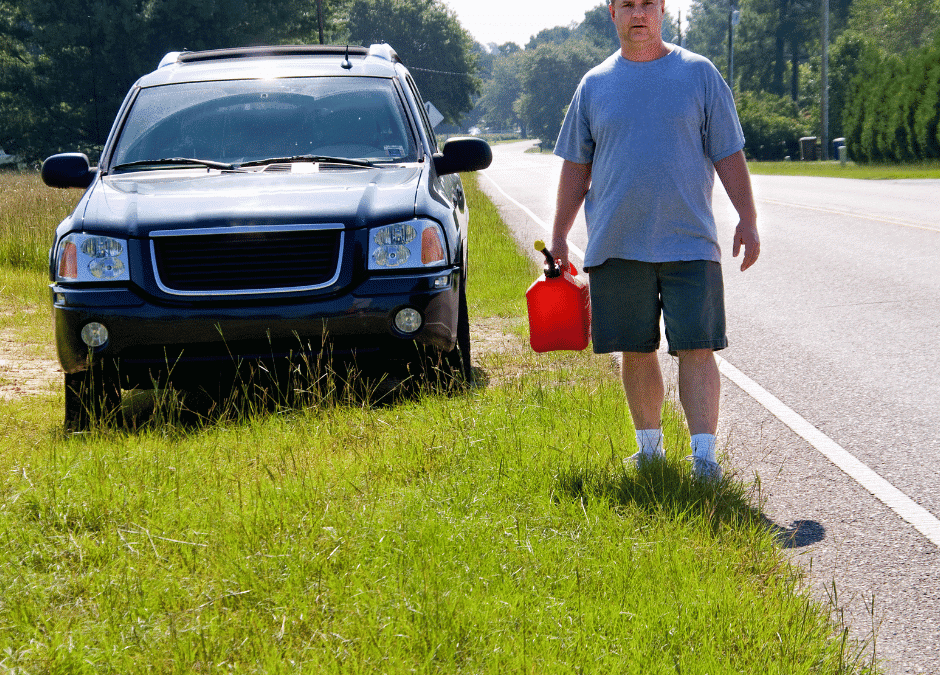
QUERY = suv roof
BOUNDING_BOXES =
[146,44,404,86]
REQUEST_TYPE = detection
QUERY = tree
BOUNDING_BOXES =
[525,25,575,50]
[687,0,818,101]
[574,4,621,51]
[344,0,480,124]
[0,0,323,161]
[516,41,604,146]
[912,42,940,157]
[477,51,525,131]
[847,0,940,54]
[736,90,808,159]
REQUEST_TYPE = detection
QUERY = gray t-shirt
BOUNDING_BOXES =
[554,46,744,267]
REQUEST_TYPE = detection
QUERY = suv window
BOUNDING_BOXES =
[111,77,419,168]
[404,74,438,150]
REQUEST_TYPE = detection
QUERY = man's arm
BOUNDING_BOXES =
[551,160,592,269]
[714,150,760,271]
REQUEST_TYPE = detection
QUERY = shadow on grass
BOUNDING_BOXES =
[555,455,762,532]
[556,455,758,527]
[556,456,831,550]
[68,356,487,437]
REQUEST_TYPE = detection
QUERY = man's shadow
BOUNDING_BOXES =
[555,456,827,548]
[765,519,827,548]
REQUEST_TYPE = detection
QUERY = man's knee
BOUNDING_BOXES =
[676,348,715,366]
[621,350,658,370]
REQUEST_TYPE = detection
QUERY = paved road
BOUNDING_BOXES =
[479,140,940,674]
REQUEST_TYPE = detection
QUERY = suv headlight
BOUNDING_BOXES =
[55,233,130,282]
[368,219,447,270]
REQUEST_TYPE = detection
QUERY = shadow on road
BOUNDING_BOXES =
[766,519,827,548]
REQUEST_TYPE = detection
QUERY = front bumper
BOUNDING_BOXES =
[51,269,460,384]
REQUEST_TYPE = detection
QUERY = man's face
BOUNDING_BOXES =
[609,0,666,51]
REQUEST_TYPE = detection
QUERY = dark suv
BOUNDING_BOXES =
[41,44,491,429]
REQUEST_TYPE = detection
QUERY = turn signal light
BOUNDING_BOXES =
[58,241,78,279]
[421,227,445,264]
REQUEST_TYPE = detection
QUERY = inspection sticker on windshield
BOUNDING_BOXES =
[385,146,404,158]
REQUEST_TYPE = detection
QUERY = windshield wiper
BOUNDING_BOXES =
[112,157,237,172]
[237,154,375,168]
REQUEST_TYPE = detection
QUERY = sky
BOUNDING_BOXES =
[440,0,694,48]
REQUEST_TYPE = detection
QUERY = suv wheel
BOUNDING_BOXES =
[444,278,472,380]
[64,359,122,431]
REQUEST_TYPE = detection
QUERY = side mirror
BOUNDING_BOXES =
[433,137,492,176]
[41,153,98,189]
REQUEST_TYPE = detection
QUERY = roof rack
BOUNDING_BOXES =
[367,44,401,64]
[173,45,370,65]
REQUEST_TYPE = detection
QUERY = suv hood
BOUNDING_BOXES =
[77,165,424,236]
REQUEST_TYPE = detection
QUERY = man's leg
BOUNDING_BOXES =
[677,349,722,477]
[621,351,665,431]
[676,348,720,436]
[661,261,726,479]
[621,350,666,458]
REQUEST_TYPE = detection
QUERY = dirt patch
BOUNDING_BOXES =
[0,329,61,400]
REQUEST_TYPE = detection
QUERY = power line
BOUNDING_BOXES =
[407,65,476,78]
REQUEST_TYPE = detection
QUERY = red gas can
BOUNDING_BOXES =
[526,241,591,353]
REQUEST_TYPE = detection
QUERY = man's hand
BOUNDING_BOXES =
[550,236,570,271]
[732,220,760,271]
[714,151,759,272]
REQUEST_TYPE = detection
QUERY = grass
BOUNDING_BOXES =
[0,170,881,673]
[0,172,79,272]
[0,172,79,349]
[747,159,940,179]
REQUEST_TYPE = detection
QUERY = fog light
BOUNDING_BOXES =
[81,322,109,348]
[433,274,450,289]
[394,308,422,334]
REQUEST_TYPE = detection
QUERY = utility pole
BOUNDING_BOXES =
[820,0,830,160]
[728,4,740,95]
[317,0,325,44]
[727,7,732,90]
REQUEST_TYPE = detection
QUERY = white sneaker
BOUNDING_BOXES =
[686,455,723,481]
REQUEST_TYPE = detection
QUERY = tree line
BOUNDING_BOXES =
[2,0,938,164]
[842,36,940,162]
[0,0,478,162]
[469,0,940,163]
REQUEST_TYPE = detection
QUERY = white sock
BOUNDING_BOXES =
[690,434,717,463]
[635,428,664,457]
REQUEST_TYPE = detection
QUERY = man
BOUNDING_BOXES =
[550,0,760,479]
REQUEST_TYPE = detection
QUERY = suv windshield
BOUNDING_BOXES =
[111,77,419,169]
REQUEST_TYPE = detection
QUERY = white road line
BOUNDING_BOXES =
[483,168,940,549]
[479,170,587,262]
[716,355,940,548]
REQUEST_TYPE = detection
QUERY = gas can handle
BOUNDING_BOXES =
[533,240,562,278]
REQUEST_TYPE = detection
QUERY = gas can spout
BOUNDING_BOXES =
[533,240,561,278]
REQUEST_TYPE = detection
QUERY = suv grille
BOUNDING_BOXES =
[150,225,344,295]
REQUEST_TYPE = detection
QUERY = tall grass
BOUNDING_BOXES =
[0,172,881,673]
[0,172,80,272]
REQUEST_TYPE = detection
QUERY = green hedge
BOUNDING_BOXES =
[844,38,940,163]
[737,91,810,161]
